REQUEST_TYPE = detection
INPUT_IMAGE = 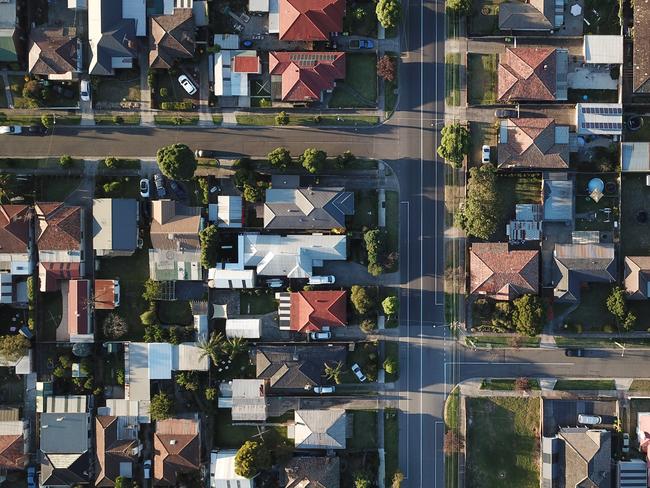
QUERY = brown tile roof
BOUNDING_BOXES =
[470,243,539,300]
[0,432,27,470]
[94,416,138,487]
[279,0,345,41]
[233,54,261,73]
[290,290,347,333]
[149,9,195,69]
[35,202,82,252]
[38,262,81,292]
[284,456,340,488]
[150,200,201,251]
[0,204,30,253]
[624,256,650,299]
[634,2,650,93]
[28,27,78,76]
[497,118,569,169]
[94,279,116,310]
[498,47,557,101]
[153,418,200,486]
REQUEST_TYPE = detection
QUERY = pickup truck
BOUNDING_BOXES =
[349,39,374,49]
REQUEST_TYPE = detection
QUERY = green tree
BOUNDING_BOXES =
[234,441,271,478]
[351,285,375,316]
[300,148,327,174]
[53,366,66,378]
[198,331,225,366]
[103,312,128,339]
[511,294,544,336]
[275,111,289,126]
[376,0,401,28]
[268,147,292,169]
[0,335,30,361]
[142,279,162,301]
[383,356,398,374]
[41,113,54,129]
[116,368,125,386]
[176,371,199,391]
[199,225,219,269]
[143,324,167,343]
[437,123,469,168]
[156,143,197,181]
[360,319,377,333]
[22,80,42,100]
[454,163,499,240]
[140,309,157,326]
[59,155,73,168]
[324,361,344,384]
[446,0,472,14]
[114,476,133,488]
[242,183,264,203]
[353,472,372,488]
[205,387,217,401]
[222,336,247,360]
[606,286,627,324]
[150,392,174,421]
[624,312,637,331]
[382,296,399,317]
[59,354,71,368]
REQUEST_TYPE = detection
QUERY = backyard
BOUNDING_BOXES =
[329,54,378,108]
[466,397,540,488]
[468,0,507,35]
[467,54,498,105]
[574,172,618,232]
[239,291,277,315]
[157,300,193,325]
[492,173,542,240]
[40,291,62,342]
[621,174,650,256]
[214,410,288,447]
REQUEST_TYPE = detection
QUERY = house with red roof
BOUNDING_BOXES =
[68,279,93,343]
[278,290,347,332]
[497,117,570,169]
[469,243,539,300]
[279,0,345,41]
[0,205,32,307]
[153,417,200,486]
[270,51,346,102]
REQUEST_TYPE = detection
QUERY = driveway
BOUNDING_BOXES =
[320,261,398,287]
[543,399,617,435]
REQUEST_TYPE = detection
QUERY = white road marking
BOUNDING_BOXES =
[399,200,411,479]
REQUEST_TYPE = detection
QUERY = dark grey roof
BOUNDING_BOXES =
[41,452,89,486]
[40,413,89,454]
[499,0,554,31]
[558,428,611,488]
[553,244,617,302]
[93,198,138,252]
[284,456,340,488]
[90,0,136,76]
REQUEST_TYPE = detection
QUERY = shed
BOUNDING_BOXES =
[226,319,262,339]
[622,142,650,172]
[208,267,255,289]
[584,35,623,64]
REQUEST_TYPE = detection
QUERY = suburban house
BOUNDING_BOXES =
[39,412,90,487]
[497,47,568,102]
[270,51,346,103]
[93,198,139,257]
[149,200,202,281]
[637,412,650,467]
[469,243,539,300]
[209,450,254,488]
[94,279,120,309]
[633,0,650,94]
[552,243,616,302]
[278,0,345,41]
[214,46,262,102]
[276,290,347,332]
[88,0,140,76]
[0,0,21,64]
[575,103,623,136]
[28,28,80,79]
[624,256,650,299]
[153,417,201,486]
[0,204,32,307]
[218,379,268,421]
[67,279,94,342]
[263,179,354,230]
[35,202,84,292]
[283,456,340,488]
[289,409,347,449]
[255,345,346,393]
[543,175,574,222]
[94,416,140,487]
[0,408,29,471]
[497,118,570,169]
[498,0,558,32]
[149,8,195,69]
[208,196,243,228]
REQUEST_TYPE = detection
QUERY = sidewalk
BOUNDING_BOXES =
[1,70,13,108]
[139,51,154,126]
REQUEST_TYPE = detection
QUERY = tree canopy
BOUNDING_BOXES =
[199,224,219,269]
[156,143,197,181]
[351,285,375,316]
[606,286,636,331]
[382,296,399,317]
[377,55,396,82]
[511,294,544,336]
[150,392,174,421]
[454,163,499,240]
[300,148,327,174]
[234,441,271,478]
[376,0,401,28]
[437,124,469,168]
[268,147,292,169]
[0,335,30,361]
[103,312,128,339]
[446,0,472,14]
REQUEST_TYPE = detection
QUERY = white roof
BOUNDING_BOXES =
[68,0,87,8]
[622,142,650,172]
[102,399,150,423]
[210,450,254,488]
[584,35,623,64]
[45,395,87,413]
[576,103,623,135]
[127,343,151,401]
[214,51,250,97]
[148,343,173,380]
[226,319,262,339]
[174,343,209,371]
[194,314,208,341]
[248,0,269,11]
[208,267,255,289]
[213,34,240,50]
[122,0,146,36]
[209,196,243,227]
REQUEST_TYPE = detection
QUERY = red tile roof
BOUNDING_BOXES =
[470,243,539,300]
[38,262,81,292]
[0,205,30,254]
[0,434,27,470]
[233,54,261,73]
[95,416,138,487]
[154,418,200,486]
[290,290,347,333]
[35,202,82,251]
[270,51,345,102]
[498,47,557,101]
[68,279,89,336]
[497,117,569,169]
[279,0,345,40]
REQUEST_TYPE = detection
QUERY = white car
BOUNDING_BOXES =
[351,363,367,382]
[481,145,491,163]
[314,386,335,394]
[0,125,21,135]
[578,414,602,425]
[178,74,197,95]
[308,275,336,285]
[310,331,332,341]
[622,433,630,453]
[80,79,91,102]
[139,178,150,198]
[143,460,152,479]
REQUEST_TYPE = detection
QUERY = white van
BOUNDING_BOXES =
[308,275,335,285]
[578,414,602,425]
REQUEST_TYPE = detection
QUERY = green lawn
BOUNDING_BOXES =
[554,336,650,348]
[94,113,141,125]
[348,410,378,450]
[157,300,193,325]
[565,282,614,331]
[346,342,379,382]
[213,410,288,447]
[445,53,461,106]
[625,117,650,142]
[35,176,81,201]
[212,114,223,125]
[344,2,378,36]
[235,113,378,127]
[329,54,378,108]
[385,190,399,257]
[468,121,497,166]
[0,112,80,125]
[492,173,542,240]
[480,379,540,390]
[629,380,650,392]
[554,379,616,390]
[584,0,621,34]
[621,174,650,256]
[384,408,399,482]
[384,341,399,382]
[95,176,141,199]
[445,389,460,488]
[0,77,7,108]
[467,53,497,105]
[467,335,540,348]
[466,397,540,488]
[468,0,507,35]
[98,158,141,171]
[239,291,277,315]
[154,114,199,125]
[350,189,378,231]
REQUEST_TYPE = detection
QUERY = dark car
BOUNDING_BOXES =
[495,108,518,118]
[564,348,585,357]
[26,124,47,135]
[194,149,220,160]
[169,180,187,200]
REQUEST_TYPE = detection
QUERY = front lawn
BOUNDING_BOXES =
[36,176,81,201]
[480,378,541,390]
[385,190,399,257]
[466,397,540,488]
[348,410,378,450]
[93,69,141,107]
[344,2,378,36]
[329,54,377,108]
[468,0,507,35]
[554,379,616,390]
[350,189,378,231]
[346,342,379,382]
[384,409,399,483]
[621,174,650,256]
[0,368,23,404]
[384,341,399,382]
[239,291,277,315]
[95,176,141,199]
[565,282,614,332]
[94,113,141,125]
[154,114,199,125]
[0,77,7,108]
[467,54,498,105]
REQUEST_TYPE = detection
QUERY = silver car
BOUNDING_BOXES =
[154,173,166,198]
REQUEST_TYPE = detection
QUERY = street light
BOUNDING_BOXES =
[614,341,626,357]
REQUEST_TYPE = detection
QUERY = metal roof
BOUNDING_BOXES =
[576,103,623,135]
[148,343,173,379]
[40,413,89,454]
[584,35,623,64]
[226,319,262,339]
[92,198,138,253]
[622,142,650,172]
[210,450,254,488]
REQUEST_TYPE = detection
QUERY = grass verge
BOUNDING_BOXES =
[153,114,199,125]
[480,378,540,391]
[384,408,399,483]
[384,341,399,382]
[445,388,460,488]
[445,53,461,106]
[554,379,616,390]
[94,113,141,125]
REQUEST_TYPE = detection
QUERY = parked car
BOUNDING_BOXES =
[0,125,22,135]
[349,39,375,49]
[351,363,367,382]
[195,149,220,160]
[169,180,187,199]
[314,385,335,394]
[154,173,167,198]
[310,331,332,341]
[143,460,152,479]
[495,108,518,118]
[564,348,584,357]
[178,74,197,95]
[622,433,630,453]
[210,185,221,194]
[139,178,150,198]
[308,275,335,285]
[26,124,47,135]
[481,145,490,163]
[80,79,91,102]
[578,414,602,425]
[27,466,36,488]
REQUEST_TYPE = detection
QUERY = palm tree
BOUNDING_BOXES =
[324,361,344,384]
[198,332,225,366]
[222,336,247,360]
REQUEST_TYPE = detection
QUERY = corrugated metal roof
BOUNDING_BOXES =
[622,142,650,172]
[148,343,173,379]
[210,450,254,488]
[226,319,262,338]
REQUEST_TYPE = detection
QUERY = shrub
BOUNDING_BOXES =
[142,279,162,301]
[300,148,327,173]
[140,309,157,326]
[59,155,73,168]
[112,115,123,124]
[383,356,398,374]
[205,387,217,401]
[199,225,219,269]
[259,98,271,108]
[147,70,156,89]
[150,392,174,421]
[377,55,397,82]
[514,377,530,391]
[104,156,118,168]
[160,87,169,98]
[116,368,125,386]
[41,113,54,129]
[351,285,375,316]
[360,319,377,333]
[275,111,289,125]
[160,101,193,111]
[22,80,42,100]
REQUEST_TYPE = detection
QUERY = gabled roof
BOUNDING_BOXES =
[284,456,340,488]
[0,420,27,470]
[290,290,347,333]
[28,27,78,76]
[39,262,81,292]
[40,412,90,487]
[624,256,650,299]
[553,244,616,302]
[498,118,569,169]
[270,51,346,102]
[92,198,138,252]
[279,0,345,40]
[233,52,261,73]
[150,200,201,251]
[35,202,82,252]
[94,416,138,487]
[149,8,195,69]
[153,418,200,486]
[498,47,557,101]
[469,243,539,300]
[498,0,554,31]
[88,0,137,76]
[0,204,30,253]
[293,409,346,449]
[68,279,90,336]
[558,428,611,488]
[634,0,650,93]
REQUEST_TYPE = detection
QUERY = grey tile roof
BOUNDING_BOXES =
[499,0,554,31]
[284,456,340,488]
[553,244,616,302]
[559,428,611,488]
[293,410,346,449]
